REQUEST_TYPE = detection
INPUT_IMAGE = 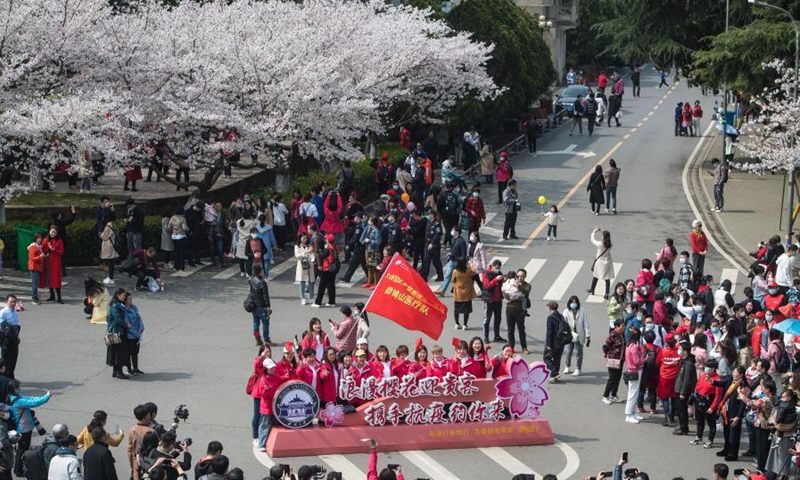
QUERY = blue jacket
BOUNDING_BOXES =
[107,302,127,336]
[312,195,324,225]
[624,311,642,343]
[124,304,145,341]
[8,390,51,434]
[255,224,276,261]
[360,225,382,253]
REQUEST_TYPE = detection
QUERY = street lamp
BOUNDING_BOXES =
[749,0,799,239]
[538,15,553,37]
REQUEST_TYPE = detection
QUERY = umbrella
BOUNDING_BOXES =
[771,318,800,336]
[715,123,739,135]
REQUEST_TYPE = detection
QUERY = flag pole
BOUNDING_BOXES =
[361,252,399,313]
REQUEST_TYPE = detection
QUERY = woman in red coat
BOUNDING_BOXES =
[491,345,515,378]
[320,191,344,240]
[429,345,448,380]
[301,318,331,361]
[409,345,431,380]
[41,226,65,303]
[319,347,339,404]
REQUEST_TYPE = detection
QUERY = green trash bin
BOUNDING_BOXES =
[15,224,47,272]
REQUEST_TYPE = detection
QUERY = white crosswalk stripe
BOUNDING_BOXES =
[171,263,212,277]
[720,268,739,295]
[268,257,297,281]
[400,450,460,480]
[523,258,547,282]
[479,447,542,478]
[213,264,242,279]
[543,260,584,301]
[585,262,623,303]
[318,454,366,478]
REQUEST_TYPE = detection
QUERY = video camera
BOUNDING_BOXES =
[299,465,326,480]
[173,405,189,424]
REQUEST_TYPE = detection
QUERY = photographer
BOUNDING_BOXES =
[269,464,296,480]
[144,403,178,438]
[147,432,191,480]
[196,455,227,480]
[366,441,404,480]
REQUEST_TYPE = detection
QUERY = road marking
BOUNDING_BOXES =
[482,225,505,238]
[648,111,654,116]
[555,439,582,480]
[524,258,547,281]
[681,121,749,274]
[721,268,740,295]
[642,117,649,122]
[213,264,241,279]
[658,99,664,105]
[623,134,630,139]
[631,128,637,132]
[338,273,366,288]
[565,144,577,152]
[319,454,366,478]
[543,260,584,300]
[637,123,643,127]
[252,446,274,468]
[268,257,297,279]
[171,262,212,277]
[586,262,623,303]
[479,447,541,477]
[523,142,623,248]
[400,451,460,480]
[663,94,669,100]
[653,105,659,110]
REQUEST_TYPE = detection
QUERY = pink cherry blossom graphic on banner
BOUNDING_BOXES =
[318,402,345,428]
[494,359,550,418]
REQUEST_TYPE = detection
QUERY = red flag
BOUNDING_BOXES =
[363,254,448,340]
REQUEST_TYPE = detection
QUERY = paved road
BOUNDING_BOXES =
[2,71,734,480]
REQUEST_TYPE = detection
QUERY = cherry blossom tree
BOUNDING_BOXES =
[0,0,498,199]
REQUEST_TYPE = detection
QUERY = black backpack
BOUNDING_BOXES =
[22,444,47,480]
[554,315,573,348]
[643,346,659,378]
[778,347,792,373]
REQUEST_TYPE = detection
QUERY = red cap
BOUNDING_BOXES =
[768,281,778,288]
[674,324,689,335]
[755,311,765,319]
[387,189,397,196]
[283,342,293,353]
[451,337,462,348]
[325,234,335,243]
[350,191,357,198]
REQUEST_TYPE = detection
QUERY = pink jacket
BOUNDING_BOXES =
[250,357,266,399]
[653,300,670,330]
[495,161,512,182]
[625,343,645,372]
[320,195,344,234]
[767,339,784,374]
[635,269,655,302]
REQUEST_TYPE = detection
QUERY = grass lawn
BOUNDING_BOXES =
[7,191,127,208]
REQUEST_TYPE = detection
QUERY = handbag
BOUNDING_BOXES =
[301,258,311,270]
[245,372,260,395]
[623,370,639,382]
[636,284,650,297]
[590,247,610,272]
[104,332,122,346]
[243,293,256,313]
[606,358,622,370]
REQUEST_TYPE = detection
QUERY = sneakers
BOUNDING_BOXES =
[102,277,115,285]
[546,236,551,241]
[433,289,445,297]
[572,369,581,377]
[634,414,644,421]
[625,415,640,424]
[455,324,461,330]
[563,366,571,374]
[31,298,41,305]
[301,299,307,305]
[311,304,321,308]
[689,438,702,445]
[672,429,689,436]
[325,303,336,307]
[602,397,612,405]
[703,441,714,449]
[610,396,624,403]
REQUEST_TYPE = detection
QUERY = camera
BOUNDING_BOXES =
[172,437,192,454]
[387,464,400,471]
[301,465,326,479]
[326,473,342,480]
[174,405,190,424]
[734,469,745,476]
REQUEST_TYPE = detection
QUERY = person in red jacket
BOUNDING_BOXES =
[481,260,507,344]
[376,153,394,195]
[366,440,405,480]
[751,312,768,358]
[275,343,297,383]
[249,347,271,442]
[370,345,392,379]
[494,154,513,204]
[656,334,682,426]
[690,220,708,275]
[257,359,283,452]
[635,258,655,315]
[598,73,608,94]
[491,345,514,378]
[691,359,723,448]
[27,233,45,305]
[409,343,430,380]
[399,126,412,150]
[295,348,321,390]
[318,347,339,404]
[350,349,379,406]
[428,344,448,380]
[391,345,412,378]
[764,282,788,322]
[41,226,65,303]
[300,318,331,361]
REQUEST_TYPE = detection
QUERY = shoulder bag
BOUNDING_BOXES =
[104,331,122,346]
[606,358,621,369]
[590,247,609,272]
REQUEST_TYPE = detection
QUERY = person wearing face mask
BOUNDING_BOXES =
[642,316,667,348]
[691,297,712,329]
[602,319,626,405]
[637,329,661,414]
[562,296,591,377]
[764,282,788,322]
[480,260,507,344]
[437,182,461,247]
[750,311,768,358]
[690,359,723,449]
[634,259,656,315]
[677,251,694,290]
[623,329,645,424]
[463,187,486,234]
[673,340,697,435]
[691,334,709,380]
[435,226,466,297]
[696,275,715,315]
[714,280,735,311]
[623,305,644,343]
[420,210,444,282]
[765,389,799,478]
[712,365,747,461]
[467,232,487,275]
[501,180,520,240]
[690,219,708,275]
[766,328,787,394]
[657,334,682,426]
[707,319,723,353]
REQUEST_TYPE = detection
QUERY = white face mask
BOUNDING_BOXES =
[704,367,713,373]
[645,324,655,331]
[450,230,456,237]
[678,348,684,356]
[679,258,687,265]
[469,235,477,242]
[765,314,774,321]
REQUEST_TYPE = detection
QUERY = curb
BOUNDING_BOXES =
[682,121,750,274]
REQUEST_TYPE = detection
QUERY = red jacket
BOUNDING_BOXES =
[27,243,44,272]
[409,362,430,380]
[448,355,488,378]
[300,333,331,358]
[495,161,512,182]
[481,270,505,303]
[317,363,337,403]
[695,371,723,411]
[764,294,788,322]
[295,361,321,389]
[259,375,284,415]
[464,197,486,223]
[429,358,449,380]
[690,230,708,254]
[635,269,655,302]
[653,300,670,330]
[491,356,510,378]
[250,357,266,399]
[368,450,406,480]
[752,324,767,358]
[598,74,608,88]
[391,358,411,378]
[275,358,296,383]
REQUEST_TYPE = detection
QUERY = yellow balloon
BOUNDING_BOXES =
[538,196,547,205]
[401,193,410,204]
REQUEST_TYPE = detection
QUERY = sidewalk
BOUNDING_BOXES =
[687,127,791,269]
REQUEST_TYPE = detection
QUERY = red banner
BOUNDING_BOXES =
[363,254,448,340]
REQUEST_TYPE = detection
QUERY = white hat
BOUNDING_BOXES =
[263,359,276,369]
[356,337,368,345]
[692,219,702,228]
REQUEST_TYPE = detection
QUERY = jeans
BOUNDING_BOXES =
[127,232,143,252]
[713,183,725,210]
[262,259,271,278]
[252,398,260,439]
[258,414,273,449]
[587,116,596,135]
[483,301,502,339]
[252,307,270,342]
[603,367,622,398]
[661,397,677,422]
[695,406,716,442]
[570,117,583,134]
[80,177,91,191]
[506,307,527,349]
[299,280,315,300]
[440,260,455,292]
[547,225,558,238]
[604,186,617,211]
[564,342,584,370]
[30,271,40,300]
[624,370,641,415]
[209,236,224,265]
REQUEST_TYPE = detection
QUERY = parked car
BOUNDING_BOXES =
[555,85,590,115]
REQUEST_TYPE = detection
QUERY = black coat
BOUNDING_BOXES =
[675,354,697,396]
[545,311,564,350]
[587,172,605,205]
[83,442,119,480]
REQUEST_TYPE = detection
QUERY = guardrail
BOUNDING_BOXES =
[496,109,566,158]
